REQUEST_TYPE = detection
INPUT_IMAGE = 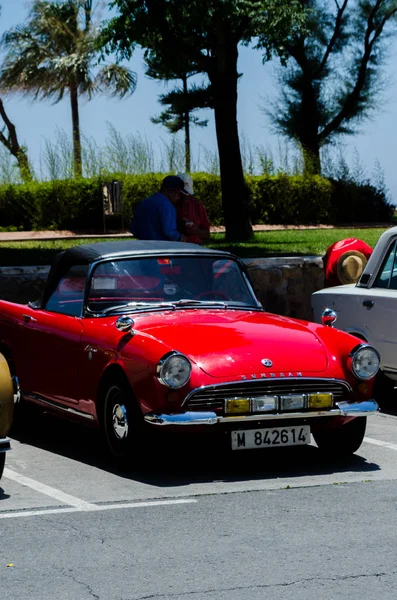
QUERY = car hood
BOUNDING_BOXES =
[133,310,328,377]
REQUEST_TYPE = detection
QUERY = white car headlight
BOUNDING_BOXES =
[350,345,380,380]
[157,352,192,389]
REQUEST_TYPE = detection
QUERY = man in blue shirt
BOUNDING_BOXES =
[130,175,189,241]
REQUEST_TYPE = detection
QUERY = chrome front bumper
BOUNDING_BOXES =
[0,438,11,453]
[143,399,379,426]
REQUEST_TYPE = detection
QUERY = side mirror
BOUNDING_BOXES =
[115,316,134,333]
[321,308,338,327]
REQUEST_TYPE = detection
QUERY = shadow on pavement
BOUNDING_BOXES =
[378,401,397,418]
[9,409,381,489]
[0,487,10,500]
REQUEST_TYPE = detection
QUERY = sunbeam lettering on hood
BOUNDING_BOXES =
[241,372,303,380]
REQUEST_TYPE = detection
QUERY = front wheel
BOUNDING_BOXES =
[0,453,5,480]
[102,379,143,461]
[313,417,367,457]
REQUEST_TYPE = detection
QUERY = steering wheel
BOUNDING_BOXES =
[194,291,229,301]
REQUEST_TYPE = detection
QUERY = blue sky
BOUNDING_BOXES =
[2,0,397,203]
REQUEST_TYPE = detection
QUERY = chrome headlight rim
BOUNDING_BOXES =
[350,344,380,380]
[157,351,192,389]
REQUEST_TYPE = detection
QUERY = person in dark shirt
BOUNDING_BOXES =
[130,175,189,241]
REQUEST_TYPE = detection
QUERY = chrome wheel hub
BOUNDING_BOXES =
[112,403,129,439]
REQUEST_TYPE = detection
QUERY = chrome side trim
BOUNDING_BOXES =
[0,438,11,453]
[144,399,379,426]
[25,394,95,420]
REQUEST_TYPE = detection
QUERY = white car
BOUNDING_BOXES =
[312,226,397,398]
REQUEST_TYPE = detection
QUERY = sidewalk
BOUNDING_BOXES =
[0,222,389,243]
[0,224,339,242]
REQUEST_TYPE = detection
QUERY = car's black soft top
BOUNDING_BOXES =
[40,240,236,307]
[62,240,227,262]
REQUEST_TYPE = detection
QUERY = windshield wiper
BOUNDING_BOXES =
[174,299,228,308]
[87,298,232,317]
[91,301,177,316]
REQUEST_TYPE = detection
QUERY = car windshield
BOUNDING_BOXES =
[86,255,260,314]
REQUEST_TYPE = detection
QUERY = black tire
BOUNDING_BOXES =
[102,378,143,460]
[0,453,5,480]
[313,417,367,457]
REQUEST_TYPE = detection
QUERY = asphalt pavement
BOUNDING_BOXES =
[1,411,397,599]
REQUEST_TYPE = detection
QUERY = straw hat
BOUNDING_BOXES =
[336,250,368,285]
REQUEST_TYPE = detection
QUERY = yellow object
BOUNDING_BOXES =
[225,398,250,414]
[308,392,333,409]
[0,353,14,438]
[336,251,368,285]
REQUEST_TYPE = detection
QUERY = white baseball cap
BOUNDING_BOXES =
[176,173,194,195]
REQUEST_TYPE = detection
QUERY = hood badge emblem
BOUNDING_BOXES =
[261,358,273,367]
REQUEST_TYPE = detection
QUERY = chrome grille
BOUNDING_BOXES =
[184,378,351,414]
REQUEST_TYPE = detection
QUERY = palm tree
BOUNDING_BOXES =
[0,0,136,177]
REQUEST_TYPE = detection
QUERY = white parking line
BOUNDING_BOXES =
[0,498,197,519]
[364,437,397,452]
[3,467,99,510]
[0,507,80,519]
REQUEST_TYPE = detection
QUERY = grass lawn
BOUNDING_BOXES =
[0,227,388,266]
[209,228,386,258]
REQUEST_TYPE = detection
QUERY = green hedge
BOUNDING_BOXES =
[0,173,393,230]
[0,179,103,230]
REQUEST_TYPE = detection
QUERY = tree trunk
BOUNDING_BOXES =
[295,68,321,175]
[183,74,191,172]
[301,138,321,176]
[0,99,33,183]
[209,31,252,241]
[69,83,82,178]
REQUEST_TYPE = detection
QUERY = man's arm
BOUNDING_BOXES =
[159,199,184,241]
[185,224,210,240]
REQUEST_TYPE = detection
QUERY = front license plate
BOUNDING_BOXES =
[231,426,311,450]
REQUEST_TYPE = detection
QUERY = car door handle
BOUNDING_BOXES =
[22,314,37,322]
[363,300,374,309]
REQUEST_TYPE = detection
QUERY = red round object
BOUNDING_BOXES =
[323,238,373,287]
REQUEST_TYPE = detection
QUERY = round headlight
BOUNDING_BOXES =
[351,345,380,380]
[157,353,192,389]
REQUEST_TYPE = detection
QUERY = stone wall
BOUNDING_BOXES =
[244,256,325,320]
[0,257,325,320]
[0,266,49,306]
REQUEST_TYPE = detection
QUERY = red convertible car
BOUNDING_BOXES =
[0,241,380,460]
